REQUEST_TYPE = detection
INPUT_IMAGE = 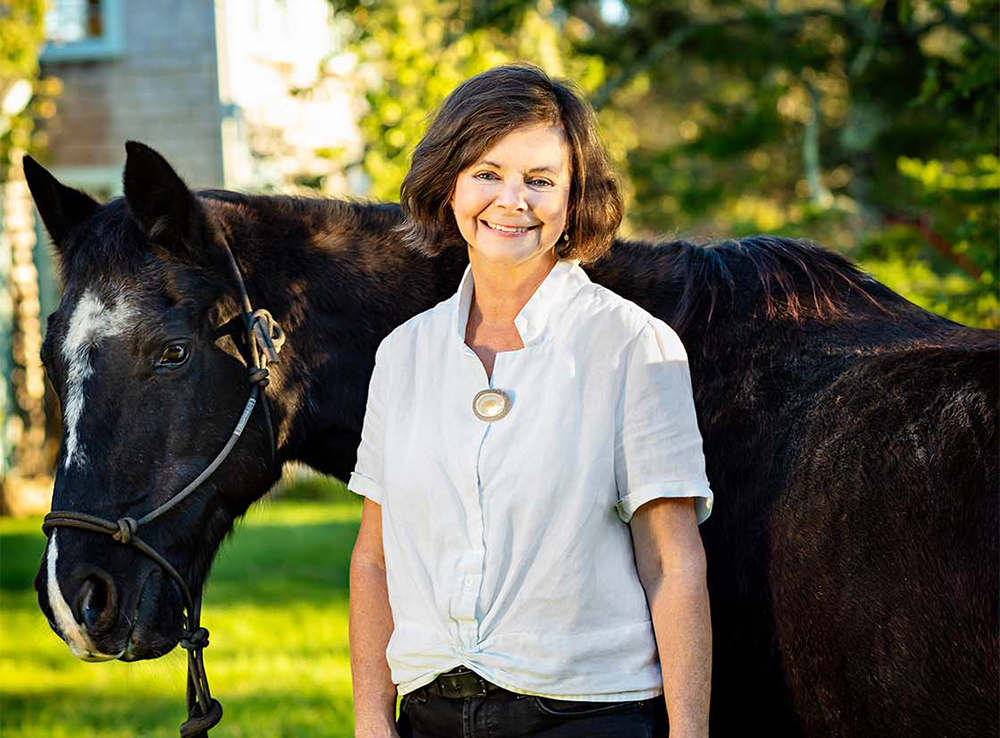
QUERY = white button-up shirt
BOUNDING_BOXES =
[348,258,713,700]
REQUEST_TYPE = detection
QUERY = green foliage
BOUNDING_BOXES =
[0,0,56,176]
[573,0,998,327]
[337,0,612,202]
[0,0,44,76]
[336,0,997,328]
[859,154,999,327]
[0,501,362,737]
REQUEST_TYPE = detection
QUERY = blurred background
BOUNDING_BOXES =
[0,0,997,735]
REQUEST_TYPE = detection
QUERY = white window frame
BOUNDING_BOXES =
[40,0,126,62]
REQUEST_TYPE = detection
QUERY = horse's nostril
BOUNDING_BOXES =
[75,573,116,631]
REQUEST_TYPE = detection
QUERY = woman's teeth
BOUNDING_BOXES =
[485,221,534,233]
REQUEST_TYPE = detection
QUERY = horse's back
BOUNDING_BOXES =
[770,335,999,738]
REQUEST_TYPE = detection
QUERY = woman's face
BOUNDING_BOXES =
[451,124,572,270]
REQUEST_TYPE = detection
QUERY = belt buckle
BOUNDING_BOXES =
[439,668,489,699]
[468,677,488,698]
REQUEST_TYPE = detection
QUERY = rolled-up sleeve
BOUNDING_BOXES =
[347,335,391,504]
[614,320,714,525]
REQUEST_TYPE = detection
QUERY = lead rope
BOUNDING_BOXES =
[42,246,284,738]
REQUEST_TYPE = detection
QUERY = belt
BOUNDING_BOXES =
[420,667,502,699]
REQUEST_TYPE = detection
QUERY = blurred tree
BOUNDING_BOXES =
[1,0,59,174]
[1,0,62,514]
[329,0,997,328]
[561,0,999,327]
[333,0,614,202]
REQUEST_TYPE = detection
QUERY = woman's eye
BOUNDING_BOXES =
[475,171,499,180]
[529,178,553,188]
[159,344,188,366]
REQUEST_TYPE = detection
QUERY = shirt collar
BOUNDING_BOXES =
[453,258,589,346]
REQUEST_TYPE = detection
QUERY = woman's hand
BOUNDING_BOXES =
[354,721,400,738]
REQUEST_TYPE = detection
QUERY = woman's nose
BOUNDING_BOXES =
[494,180,527,210]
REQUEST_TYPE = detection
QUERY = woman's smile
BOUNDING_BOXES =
[480,220,540,236]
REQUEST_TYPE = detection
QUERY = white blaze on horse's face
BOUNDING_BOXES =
[46,531,122,661]
[47,288,135,662]
[61,288,136,470]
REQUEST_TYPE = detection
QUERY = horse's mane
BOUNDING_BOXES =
[665,235,893,332]
[63,192,406,276]
[200,190,405,242]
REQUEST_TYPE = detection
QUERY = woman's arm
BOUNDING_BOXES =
[350,497,399,738]
[630,496,712,738]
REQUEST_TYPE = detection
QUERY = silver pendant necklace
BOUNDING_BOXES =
[472,388,512,422]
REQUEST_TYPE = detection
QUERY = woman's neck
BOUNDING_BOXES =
[467,248,557,327]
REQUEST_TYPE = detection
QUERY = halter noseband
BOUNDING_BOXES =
[42,245,284,738]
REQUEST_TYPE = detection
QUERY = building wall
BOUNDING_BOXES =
[40,0,364,195]
[40,0,224,189]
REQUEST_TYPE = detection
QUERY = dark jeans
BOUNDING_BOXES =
[396,684,668,738]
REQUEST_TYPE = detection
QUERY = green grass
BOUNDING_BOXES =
[0,495,363,737]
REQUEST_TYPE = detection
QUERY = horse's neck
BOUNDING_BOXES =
[222,196,466,479]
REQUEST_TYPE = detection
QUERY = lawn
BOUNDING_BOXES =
[0,489,363,737]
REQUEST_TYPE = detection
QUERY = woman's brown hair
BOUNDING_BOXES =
[398,64,623,264]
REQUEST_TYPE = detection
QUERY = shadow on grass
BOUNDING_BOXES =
[206,519,360,607]
[1,683,355,738]
[1,516,361,610]
[0,532,46,591]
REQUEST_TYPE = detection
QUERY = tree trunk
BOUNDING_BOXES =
[1,152,53,517]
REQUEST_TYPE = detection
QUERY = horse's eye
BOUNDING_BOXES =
[159,344,188,366]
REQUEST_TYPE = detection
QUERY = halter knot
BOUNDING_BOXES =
[179,698,223,738]
[112,517,138,544]
[246,367,270,387]
[180,627,211,651]
[249,309,285,364]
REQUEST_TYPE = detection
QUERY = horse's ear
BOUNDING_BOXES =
[22,155,100,251]
[123,141,207,258]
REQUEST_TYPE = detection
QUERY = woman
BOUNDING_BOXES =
[348,64,713,738]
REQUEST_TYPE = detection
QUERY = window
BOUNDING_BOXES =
[41,0,125,62]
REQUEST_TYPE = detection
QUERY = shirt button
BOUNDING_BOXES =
[465,576,474,586]
[705,498,713,510]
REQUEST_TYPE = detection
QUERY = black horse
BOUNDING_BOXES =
[24,142,998,738]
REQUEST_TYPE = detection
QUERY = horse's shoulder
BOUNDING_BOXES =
[379,290,457,352]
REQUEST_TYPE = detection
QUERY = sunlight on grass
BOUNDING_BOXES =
[1,499,362,737]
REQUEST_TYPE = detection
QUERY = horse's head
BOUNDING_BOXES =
[26,143,280,662]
